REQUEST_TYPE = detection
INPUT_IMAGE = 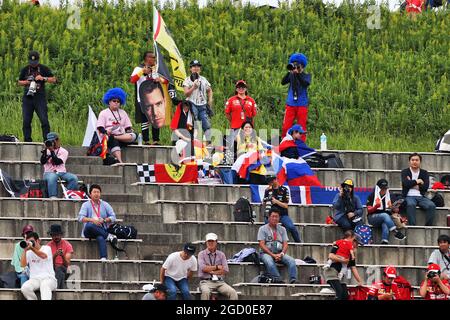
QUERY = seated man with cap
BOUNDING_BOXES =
[40,132,78,198]
[11,224,35,287]
[160,243,198,300]
[366,179,406,244]
[367,266,402,300]
[46,224,73,289]
[142,283,168,300]
[198,233,238,300]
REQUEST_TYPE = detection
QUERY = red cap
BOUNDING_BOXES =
[22,224,34,236]
[428,263,441,272]
[384,266,397,278]
[235,80,247,87]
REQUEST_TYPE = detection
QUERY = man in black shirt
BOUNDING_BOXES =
[18,51,56,142]
[262,176,301,242]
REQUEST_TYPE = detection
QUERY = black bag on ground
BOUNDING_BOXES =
[233,197,255,223]
[431,193,445,207]
[0,134,19,142]
[304,154,327,168]
[258,273,284,284]
[107,223,138,239]
[326,155,344,168]
[23,180,47,198]
[0,272,19,288]
[242,251,260,266]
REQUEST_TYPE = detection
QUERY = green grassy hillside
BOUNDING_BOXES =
[0,0,448,151]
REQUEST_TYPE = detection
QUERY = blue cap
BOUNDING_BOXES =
[288,124,305,135]
[46,132,59,141]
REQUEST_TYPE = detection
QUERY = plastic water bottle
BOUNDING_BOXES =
[137,133,143,146]
[320,133,327,151]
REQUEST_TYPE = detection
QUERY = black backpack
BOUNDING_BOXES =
[242,251,261,266]
[0,134,19,142]
[258,273,284,284]
[326,155,344,168]
[431,193,445,207]
[440,175,450,188]
[233,197,254,223]
[305,154,327,168]
[107,223,138,239]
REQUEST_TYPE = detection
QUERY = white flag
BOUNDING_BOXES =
[82,105,99,147]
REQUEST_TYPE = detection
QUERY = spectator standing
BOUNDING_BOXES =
[401,153,436,226]
[46,224,73,289]
[281,53,311,141]
[198,233,238,300]
[225,80,257,138]
[11,225,34,287]
[257,208,298,284]
[366,179,406,244]
[367,266,401,300]
[78,184,118,261]
[419,264,450,300]
[170,100,196,160]
[183,60,213,145]
[160,243,198,300]
[20,232,57,300]
[41,132,78,199]
[428,234,450,279]
[263,175,301,243]
[332,179,364,232]
[18,51,56,142]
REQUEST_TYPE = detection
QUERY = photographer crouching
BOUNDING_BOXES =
[332,179,364,232]
[18,51,56,142]
[40,132,78,198]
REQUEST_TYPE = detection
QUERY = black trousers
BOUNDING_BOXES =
[22,94,50,142]
[327,280,349,300]
[137,108,159,143]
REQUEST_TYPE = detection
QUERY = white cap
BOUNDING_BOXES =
[205,233,218,242]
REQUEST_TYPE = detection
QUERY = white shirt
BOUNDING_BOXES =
[162,251,198,282]
[407,168,422,197]
[26,245,56,281]
[183,75,211,106]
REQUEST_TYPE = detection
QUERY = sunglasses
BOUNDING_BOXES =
[110,99,121,103]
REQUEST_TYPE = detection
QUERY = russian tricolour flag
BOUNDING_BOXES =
[272,153,321,186]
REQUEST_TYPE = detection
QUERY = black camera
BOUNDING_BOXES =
[427,271,440,279]
[20,240,35,249]
[45,139,55,148]
[190,72,200,82]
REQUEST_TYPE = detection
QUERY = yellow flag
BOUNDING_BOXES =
[153,7,187,91]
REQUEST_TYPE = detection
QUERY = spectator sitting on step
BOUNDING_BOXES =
[142,283,168,300]
[332,179,364,232]
[11,225,34,287]
[366,179,406,244]
[198,233,238,300]
[257,208,298,284]
[279,124,314,160]
[428,234,450,280]
[419,263,450,300]
[323,230,364,300]
[367,266,401,300]
[235,120,264,158]
[401,153,436,226]
[263,175,301,243]
[78,184,118,261]
[160,243,198,300]
[97,87,137,163]
[20,232,57,300]
[40,132,78,199]
[46,224,73,289]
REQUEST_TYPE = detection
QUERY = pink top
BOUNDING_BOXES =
[47,239,74,268]
[97,108,132,136]
[43,147,68,173]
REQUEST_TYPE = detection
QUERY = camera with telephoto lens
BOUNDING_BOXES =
[190,72,200,82]
[45,139,55,148]
[427,270,440,279]
[26,75,37,96]
[19,240,35,249]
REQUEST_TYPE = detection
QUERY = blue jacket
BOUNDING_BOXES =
[332,193,363,222]
[282,72,311,107]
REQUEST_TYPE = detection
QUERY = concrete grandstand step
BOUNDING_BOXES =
[66,156,103,166]
[148,200,450,227]
[72,174,123,185]
[175,221,450,246]
[0,237,142,260]
[0,288,145,300]
[0,143,43,162]
[65,164,123,176]
[101,193,143,203]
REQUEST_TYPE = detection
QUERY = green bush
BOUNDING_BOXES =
[0,0,448,151]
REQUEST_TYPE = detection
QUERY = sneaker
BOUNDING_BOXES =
[289,279,298,284]
[151,141,160,146]
[381,240,389,245]
[394,231,406,241]
[100,257,107,262]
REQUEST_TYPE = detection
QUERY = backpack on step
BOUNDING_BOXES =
[107,223,138,239]
[233,197,255,223]
[354,224,373,245]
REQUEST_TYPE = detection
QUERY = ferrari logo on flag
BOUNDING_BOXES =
[163,164,187,183]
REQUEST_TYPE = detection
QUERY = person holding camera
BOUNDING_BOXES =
[40,132,78,199]
[225,80,257,136]
[46,224,73,289]
[142,283,168,300]
[78,184,118,261]
[367,266,401,300]
[183,60,213,145]
[263,175,301,243]
[332,179,364,232]
[258,208,298,284]
[401,153,436,226]
[18,51,56,142]
[419,263,450,300]
[366,179,406,244]
[20,232,57,300]
[198,233,238,300]
[97,87,137,163]
[428,234,450,280]
[281,53,311,141]
[11,225,35,287]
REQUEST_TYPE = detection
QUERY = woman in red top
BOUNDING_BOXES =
[225,80,257,134]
